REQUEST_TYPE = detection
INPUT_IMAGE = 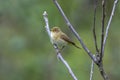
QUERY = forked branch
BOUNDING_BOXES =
[102,0,118,57]
[52,0,118,80]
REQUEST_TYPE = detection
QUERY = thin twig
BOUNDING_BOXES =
[100,0,106,62]
[102,0,118,56]
[43,11,78,80]
[53,0,98,64]
[93,0,99,53]
[90,55,95,80]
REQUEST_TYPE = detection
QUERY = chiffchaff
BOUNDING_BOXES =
[50,27,81,50]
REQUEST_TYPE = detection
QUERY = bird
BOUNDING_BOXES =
[50,27,81,50]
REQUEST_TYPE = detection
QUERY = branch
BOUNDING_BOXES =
[89,55,95,80]
[93,0,99,53]
[53,0,98,64]
[98,62,109,80]
[102,0,118,56]
[57,53,78,80]
[43,11,78,80]
[100,0,106,62]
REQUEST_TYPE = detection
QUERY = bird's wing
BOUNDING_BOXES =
[60,34,74,44]
[60,33,81,49]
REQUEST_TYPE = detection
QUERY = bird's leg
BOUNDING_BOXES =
[60,45,65,52]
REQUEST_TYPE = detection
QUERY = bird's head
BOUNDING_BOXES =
[51,27,61,33]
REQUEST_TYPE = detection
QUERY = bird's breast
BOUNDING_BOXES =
[51,32,57,39]
[51,32,65,42]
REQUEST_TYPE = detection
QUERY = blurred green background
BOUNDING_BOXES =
[0,0,120,80]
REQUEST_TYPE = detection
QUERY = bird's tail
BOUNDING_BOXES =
[71,42,81,49]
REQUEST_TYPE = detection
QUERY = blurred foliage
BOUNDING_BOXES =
[0,0,120,80]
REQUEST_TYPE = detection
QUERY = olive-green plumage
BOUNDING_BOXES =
[51,27,81,49]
